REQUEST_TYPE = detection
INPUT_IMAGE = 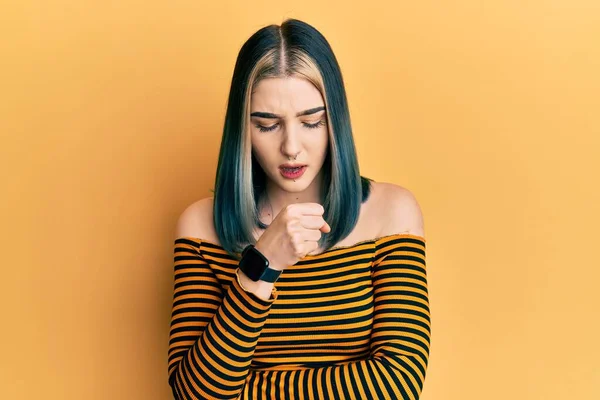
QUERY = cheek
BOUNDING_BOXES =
[251,141,275,171]
[313,132,329,156]
[251,146,266,165]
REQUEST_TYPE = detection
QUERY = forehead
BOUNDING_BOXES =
[250,77,324,115]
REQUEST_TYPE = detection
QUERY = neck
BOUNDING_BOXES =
[262,167,324,221]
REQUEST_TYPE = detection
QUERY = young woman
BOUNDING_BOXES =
[168,18,430,400]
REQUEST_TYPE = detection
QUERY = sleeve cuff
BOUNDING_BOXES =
[234,268,278,308]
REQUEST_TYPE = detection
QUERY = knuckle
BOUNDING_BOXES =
[291,243,301,257]
[286,221,295,231]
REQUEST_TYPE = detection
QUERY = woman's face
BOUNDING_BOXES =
[250,76,329,193]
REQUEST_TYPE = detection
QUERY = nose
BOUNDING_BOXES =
[280,124,302,159]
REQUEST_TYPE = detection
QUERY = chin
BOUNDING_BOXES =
[274,175,314,191]
[280,179,311,191]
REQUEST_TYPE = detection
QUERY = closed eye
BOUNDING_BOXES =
[254,123,278,133]
[304,120,326,130]
[254,120,326,133]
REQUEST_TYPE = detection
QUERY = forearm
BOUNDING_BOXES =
[169,268,278,400]
[246,349,428,400]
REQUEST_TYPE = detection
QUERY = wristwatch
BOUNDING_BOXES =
[238,244,282,283]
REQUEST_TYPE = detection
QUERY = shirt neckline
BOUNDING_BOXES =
[178,232,425,257]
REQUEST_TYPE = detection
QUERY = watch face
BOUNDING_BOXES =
[241,247,268,281]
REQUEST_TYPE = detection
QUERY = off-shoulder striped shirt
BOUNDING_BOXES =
[168,233,430,399]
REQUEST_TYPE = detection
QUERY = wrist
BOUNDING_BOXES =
[236,268,275,298]
[254,243,283,270]
[237,268,260,290]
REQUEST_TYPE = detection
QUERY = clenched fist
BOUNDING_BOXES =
[255,202,331,270]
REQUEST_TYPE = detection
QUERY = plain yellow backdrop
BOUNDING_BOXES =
[1,1,599,399]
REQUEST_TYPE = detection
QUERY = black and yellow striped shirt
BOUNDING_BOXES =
[168,233,430,399]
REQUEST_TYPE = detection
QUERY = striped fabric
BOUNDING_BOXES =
[168,233,430,400]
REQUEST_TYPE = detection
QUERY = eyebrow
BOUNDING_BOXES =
[250,106,326,119]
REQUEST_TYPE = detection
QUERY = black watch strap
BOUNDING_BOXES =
[260,266,282,283]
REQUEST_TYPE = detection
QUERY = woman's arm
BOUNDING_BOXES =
[246,235,430,399]
[167,238,278,400]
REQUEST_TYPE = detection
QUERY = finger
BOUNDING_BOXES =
[299,216,328,230]
[301,229,322,241]
[296,203,325,216]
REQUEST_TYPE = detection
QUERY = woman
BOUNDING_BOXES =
[168,18,430,400]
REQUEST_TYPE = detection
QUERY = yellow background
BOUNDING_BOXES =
[1,1,599,399]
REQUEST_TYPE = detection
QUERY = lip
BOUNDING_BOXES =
[279,165,307,179]
[279,163,307,168]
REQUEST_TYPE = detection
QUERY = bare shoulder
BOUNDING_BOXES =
[174,197,220,244]
[372,182,425,238]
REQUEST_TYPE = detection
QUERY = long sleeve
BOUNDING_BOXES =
[167,238,279,400]
[245,235,430,399]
